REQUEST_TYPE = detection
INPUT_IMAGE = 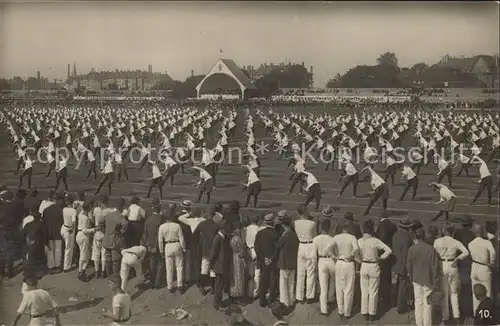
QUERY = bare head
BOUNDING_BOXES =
[472,224,484,238]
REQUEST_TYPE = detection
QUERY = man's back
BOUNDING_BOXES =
[474,297,497,325]
[142,212,163,251]
[376,219,397,247]
[42,204,63,240]
[196,219,219,257]
[392,229,413,275]
[407,241,440,289]
[254,226,278,267]
[103,210,127,250]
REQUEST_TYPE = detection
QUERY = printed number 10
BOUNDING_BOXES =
[479,310,491,319]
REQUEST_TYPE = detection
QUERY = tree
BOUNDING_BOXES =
[376,52,399,69]
[325,73,341,88]
[411,62,429,74]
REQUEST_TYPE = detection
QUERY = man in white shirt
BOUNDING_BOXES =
[243,214,262,299]
[312,219,335,315]
[433,222,470,323]
[294,208,318,303]
[120,245,147,291]
[399,164,419,201]
[38,190,55,215]
[54,152,69,192]
[470,156,493,205]
[455,152,471,177]
[337,160,358,198]
[95,155,114,196]
[358,219,392,321]
[299,171,322,212]
[60,195,77,272]
[158,209,186,293]
[161,153,181,186]
[435,154,453,187]
[127,196,146,247]
[361,166,389,216]
[429,182,457,221]
[332,220,361,320]
[101,274,132,323]
[242,164,262,208]
[190,166,214,204]
[468,224,496,312]
[146,160,163,199]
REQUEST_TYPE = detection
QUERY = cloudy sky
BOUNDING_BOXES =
[1,1,498,87]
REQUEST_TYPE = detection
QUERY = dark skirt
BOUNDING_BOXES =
[248,181,262,196]
[202,178,214,193]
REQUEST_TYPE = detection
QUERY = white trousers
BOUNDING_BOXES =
[279,269,296,307]
[76,231,91,262]
[246,248,260,298]
[46,240,62,269]
[413,282,433,326]
[335,260,355,317]
[120,252,144,291]
[91,231,107,271]
[296,243,317,301]
[60,226,75,271]
[318,258,336,314]
[360,262,380,316]
[165,243,184,289]
[471,262,492,312]
[441,261,460,320]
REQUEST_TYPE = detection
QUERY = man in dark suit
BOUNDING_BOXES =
[193,209,219,295]
[141,198,164,289]
[273,213,299,310]
[453,214,475,318]
[24,189,41,216]
[334,211,362,238]
[209,219,230,311]
[391,217,414,314]
[174,206,192,287]
[473,283,497,325]
[101,196,129,276]
[254,213,279,307]
[42,193,65,274]
[375,211,397,311]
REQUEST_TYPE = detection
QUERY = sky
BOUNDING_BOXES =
[1,1,498,87]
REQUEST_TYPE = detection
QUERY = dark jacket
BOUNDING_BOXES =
[209,232,230,274]
[175,215,192,251]
[42,204,64,241]
[474,297,497,325]
[334,220,362,239]
[274,229,299,270]
[142,212,163,252]
[194,219,219,258]
[392,228,414,275]
[254,226,279,269]
[376,218,398,247]
[24,195,42,216]
[102,209,128,251]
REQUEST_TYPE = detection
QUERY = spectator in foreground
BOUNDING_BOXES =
[101,274,132,323]
[13,277,61,326]
[473,283,497,325]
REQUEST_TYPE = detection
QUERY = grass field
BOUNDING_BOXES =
[0,105,499,325]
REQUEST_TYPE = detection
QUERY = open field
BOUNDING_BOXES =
[0,105,499,325]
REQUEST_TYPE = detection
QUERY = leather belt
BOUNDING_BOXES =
[31,312,47,318]
[362,260,378,264]
[472,260,489,266]
[338,258,354,263]
[63,224,72,228]
[440,258,456,262]
[300,241,313,244]
[318,255,330,258]
[165,240,180,244]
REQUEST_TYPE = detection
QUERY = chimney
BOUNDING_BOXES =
[310,66,313,74]
[67,64,70,79]
[191,69,194,77]
[302,61,305,67]
[37,70,40,79]
[148,64,152,73]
